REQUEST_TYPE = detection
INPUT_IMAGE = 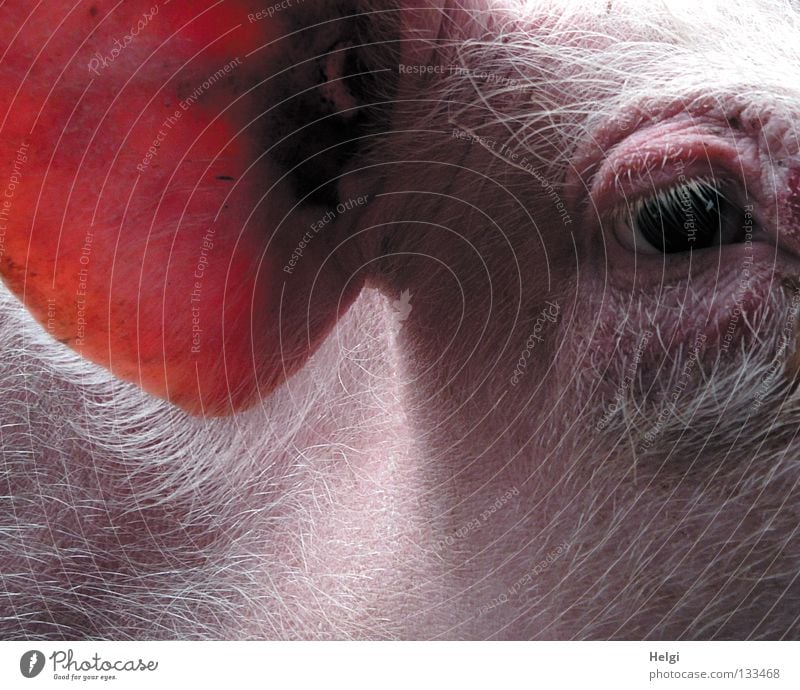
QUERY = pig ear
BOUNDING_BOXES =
[0,1,441,415]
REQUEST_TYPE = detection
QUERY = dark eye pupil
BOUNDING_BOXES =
[635,180,732,253]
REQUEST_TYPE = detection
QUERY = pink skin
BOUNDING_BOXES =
[2,0,800,640]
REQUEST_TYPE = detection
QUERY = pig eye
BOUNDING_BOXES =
[613,178,743,254]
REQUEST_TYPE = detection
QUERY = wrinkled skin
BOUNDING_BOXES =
[1,0,800,639]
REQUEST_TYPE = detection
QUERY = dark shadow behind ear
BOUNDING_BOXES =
[0,0,444,415]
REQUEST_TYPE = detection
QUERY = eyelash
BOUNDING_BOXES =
[612,177,743,254]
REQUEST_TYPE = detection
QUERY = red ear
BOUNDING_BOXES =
[0,1,374,415]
